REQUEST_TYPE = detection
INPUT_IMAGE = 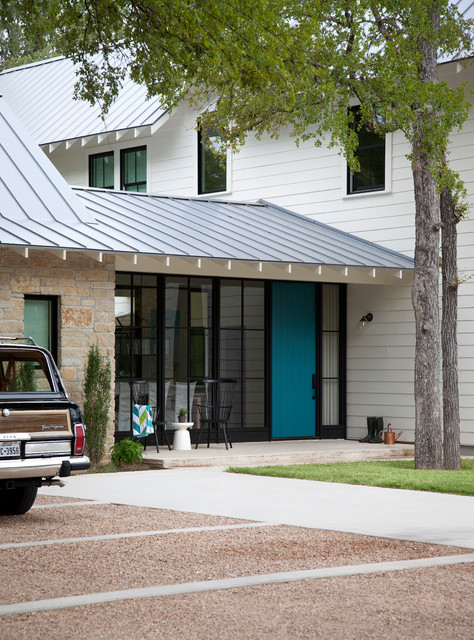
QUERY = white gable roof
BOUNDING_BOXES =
[0,96,95,231]
[0,56,166,146]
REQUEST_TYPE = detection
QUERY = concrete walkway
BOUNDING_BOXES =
[41,466,474,549]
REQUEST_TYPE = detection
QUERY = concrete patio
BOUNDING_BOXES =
[142,438,415,468]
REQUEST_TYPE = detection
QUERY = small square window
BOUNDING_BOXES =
[198,125,227,195]
[347,107,385,194]
[121,147,147,192]
[89,152,114,189]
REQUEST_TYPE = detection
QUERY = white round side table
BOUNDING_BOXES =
[170,422,193,451]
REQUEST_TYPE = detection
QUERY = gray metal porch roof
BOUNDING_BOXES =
[72,188,415,269]
[0,94,413,272]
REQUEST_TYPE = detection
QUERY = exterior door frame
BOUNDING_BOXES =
[269,281,346,440]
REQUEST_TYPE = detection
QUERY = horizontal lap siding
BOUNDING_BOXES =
[346,284,416,442]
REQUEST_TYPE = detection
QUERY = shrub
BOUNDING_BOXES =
[83,345,112,466]
[110,438,144,465]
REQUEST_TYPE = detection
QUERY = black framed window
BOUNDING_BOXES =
[347,107,385,194]
[198,125,227,194]
[219,280,265,430]
[121,146,147,192]
[89,152,114,189]
[24,295,58,363]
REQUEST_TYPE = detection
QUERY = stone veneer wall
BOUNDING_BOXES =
[0,248,116,450]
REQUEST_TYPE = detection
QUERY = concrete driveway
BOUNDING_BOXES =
[40,467,474,549]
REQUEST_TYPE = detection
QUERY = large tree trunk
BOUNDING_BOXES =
[411,11,443,470]
[441,185,461,469]
[411,151,443,469]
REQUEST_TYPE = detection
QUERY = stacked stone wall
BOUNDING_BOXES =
[0,248,116,450]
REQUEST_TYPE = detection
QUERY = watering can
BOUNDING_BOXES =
[378,423,403,444]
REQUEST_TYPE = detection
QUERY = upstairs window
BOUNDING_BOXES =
[89,152,114,189]
[198,125,227,194]
[347,107,385,194]
[121,146,147,192]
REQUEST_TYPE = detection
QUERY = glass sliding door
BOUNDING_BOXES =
[114,274,159,433]
[164,277,213,427]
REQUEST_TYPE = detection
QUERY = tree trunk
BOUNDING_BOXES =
[441,186,461,469]
[411,11,443,470]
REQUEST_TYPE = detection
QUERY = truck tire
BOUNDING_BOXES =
[0,485,38,515]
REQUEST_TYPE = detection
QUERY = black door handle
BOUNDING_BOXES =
[312,374,316,399]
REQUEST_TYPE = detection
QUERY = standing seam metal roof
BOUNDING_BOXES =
[0,56,166,145]
[0,78,414,270]
[70,188,414,269]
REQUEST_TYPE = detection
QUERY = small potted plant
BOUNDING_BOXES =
[177,408,189,423]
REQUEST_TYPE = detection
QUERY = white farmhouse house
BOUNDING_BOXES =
[0,18,473,451]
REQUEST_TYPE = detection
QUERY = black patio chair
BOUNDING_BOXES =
[195,379,236,450]
[130,380,171,452]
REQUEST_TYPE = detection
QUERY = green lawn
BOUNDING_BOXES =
[227,459,474,496]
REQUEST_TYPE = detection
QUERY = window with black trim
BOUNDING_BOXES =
[24,296,58,363]
[198,125,227,194]
[89,151,114,189]
[121,146,147,192]
[347,107,385,194]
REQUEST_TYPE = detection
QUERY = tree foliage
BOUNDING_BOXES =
[83,344,112,467]
[50,2,472,163]
[0,1,56,70]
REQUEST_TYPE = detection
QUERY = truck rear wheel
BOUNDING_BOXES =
[0,485,38,515]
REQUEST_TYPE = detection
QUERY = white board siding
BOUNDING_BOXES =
[346,284,416,442]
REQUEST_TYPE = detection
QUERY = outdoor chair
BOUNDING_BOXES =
[195,379,236,450]
[130,380,171,452]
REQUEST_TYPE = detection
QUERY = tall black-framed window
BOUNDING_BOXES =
[24,295,58,363]
[347,107,385,194]
[197,125,227,194]
[114,273,267,440]
[121,146,147,192]
[89,151,114,189]
[219,279,266,431]
[114,274,161,433]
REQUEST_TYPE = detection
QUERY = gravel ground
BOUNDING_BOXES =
[1,500,472,638]
[35,495,87,504]
[0,503,246,544]
[1,564,472,639]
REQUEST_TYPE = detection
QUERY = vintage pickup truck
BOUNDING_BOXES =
[0,337,90,515]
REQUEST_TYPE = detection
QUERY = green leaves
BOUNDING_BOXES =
[83,344,112,467]
[6,1,472,178]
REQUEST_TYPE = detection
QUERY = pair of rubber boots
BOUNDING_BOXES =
[359,416,383,443]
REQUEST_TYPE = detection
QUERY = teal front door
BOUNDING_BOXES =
[272,282,316,438]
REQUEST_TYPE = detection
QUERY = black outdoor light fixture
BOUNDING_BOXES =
[359,313,374,329]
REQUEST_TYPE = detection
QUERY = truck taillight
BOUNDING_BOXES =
[73,424,85,455]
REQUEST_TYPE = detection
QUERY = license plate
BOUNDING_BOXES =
[0,442,21,458]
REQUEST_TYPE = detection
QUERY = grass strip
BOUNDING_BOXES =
[227,459,474,496]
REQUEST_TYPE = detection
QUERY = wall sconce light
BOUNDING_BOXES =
[359,313,373,329]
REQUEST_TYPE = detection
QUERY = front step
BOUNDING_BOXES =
[143,442,415,469]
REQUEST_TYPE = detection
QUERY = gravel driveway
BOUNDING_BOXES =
[0,492,472,639]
